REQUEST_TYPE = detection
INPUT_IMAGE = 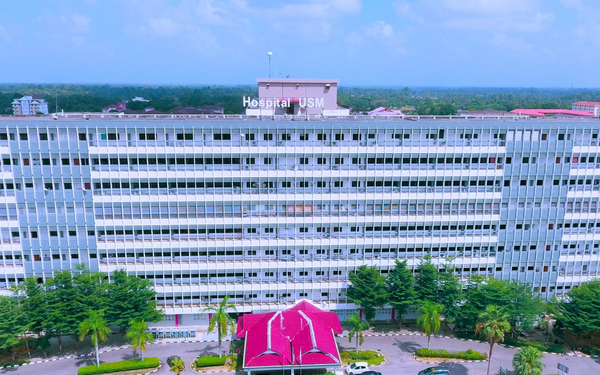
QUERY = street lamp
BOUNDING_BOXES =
[267,52,273,78]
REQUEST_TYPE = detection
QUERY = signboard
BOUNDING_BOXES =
[557,363,569,373]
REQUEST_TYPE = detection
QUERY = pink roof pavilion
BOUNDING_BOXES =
[236,300,343,374]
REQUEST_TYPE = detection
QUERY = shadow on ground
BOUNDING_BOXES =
[392,339,421,353]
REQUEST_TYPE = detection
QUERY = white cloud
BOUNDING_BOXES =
[0,24,10,42]
[365,21,394,39]
[141,18,183,38]
[395,0,553,33]
[60,14,91,34]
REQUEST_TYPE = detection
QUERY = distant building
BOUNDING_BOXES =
[510,108,595,117]
[198,105,224,115]
[368,107,404,116]
[572,101,600,116]
[12,95,49,116]
[246,78,349,116]
[131,96,150,102]
[457,109,509,116]
[102,102,127,113]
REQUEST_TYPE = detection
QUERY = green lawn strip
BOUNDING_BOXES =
[77,357,160,375]
[192,354,238,371]
[503,338,565,354]
[340,350,385,366]
[415,348,487,361]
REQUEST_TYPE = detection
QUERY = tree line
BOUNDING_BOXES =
[0,265,162,361]
[3,84,600,115]
[346,258,600,350]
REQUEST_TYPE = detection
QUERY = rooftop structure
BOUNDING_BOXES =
[237,300,342,374]
[11,96,49,116]
[246,78,349,117]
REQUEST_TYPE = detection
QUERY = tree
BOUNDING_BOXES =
[106,270,163,336]
[476,305,510,375]
[45,271,80,352]
[169,357,186,374]
[513,346,545,375]
[554,280,600,350]
[416,301,444,349]
[346,312,370,353]
[346,265,387,321]
[385,260,417,326]
[79,310,112,367]
[11,277,48,344]
[436,263,462,324]
[414,258,437,303]
[456,276,544,332]
[0,296,29,361]
[126,320,154,360]
[205,295,236,358]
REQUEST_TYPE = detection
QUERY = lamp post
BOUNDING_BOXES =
[267,52,273,78]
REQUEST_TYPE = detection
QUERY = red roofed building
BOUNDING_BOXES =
[572,101,600,116]
[236,300,343,375]
[510,108,595,117]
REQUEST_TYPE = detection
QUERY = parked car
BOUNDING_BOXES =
[345,362,370,375]
[167,355,182,367]
[361,371,381,375]
[417,366,450,375]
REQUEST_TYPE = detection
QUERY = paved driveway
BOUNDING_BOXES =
[3,334,598,375]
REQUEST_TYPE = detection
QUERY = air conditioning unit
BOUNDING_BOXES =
[332,141,338,146]
[360,141,367,146]
[332,165,339,170]
[278,141,284,146]
[358,165,366,170]
[242,165,250,170]
[251,141,257,146]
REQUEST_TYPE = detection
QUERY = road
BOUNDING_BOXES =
[3,334,598,375]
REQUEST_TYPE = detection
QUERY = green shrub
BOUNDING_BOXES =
[195,355,227,368]
[340,350,385,366]
[1,360,29,368]
[581,347,600,356]
[77,358,159,375]
[415,348,487,361]
[503,338,564,354]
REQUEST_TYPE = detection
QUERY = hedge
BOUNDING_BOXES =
[581,347,600,356]
[77,358,160,375]
[415,348,487,361]
[503,338,565,354]
[195,355,227,368]
[340,350,385,366]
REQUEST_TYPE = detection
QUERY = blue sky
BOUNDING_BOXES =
[1,0,599,87]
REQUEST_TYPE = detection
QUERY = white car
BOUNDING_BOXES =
[345,362,370,375]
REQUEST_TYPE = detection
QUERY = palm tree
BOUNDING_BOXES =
[513,346,545,375]
[169,357,186,374]
[476,305,511,375]
[204,295,237,358]
[416,301,444,349]
[126,320,154,360]
[79,310,112,367]
[346,311,370,353]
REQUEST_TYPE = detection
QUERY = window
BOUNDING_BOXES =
[20,133,28,141]
[79,133,87,141]
[520,180,527,186]
[61,158,70,165]
[39,133,48,141]
[64,183,72,190]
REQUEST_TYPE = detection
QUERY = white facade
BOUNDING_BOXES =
[12,96,49,116]
[0,118,599,328]
[572,101,600,116]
